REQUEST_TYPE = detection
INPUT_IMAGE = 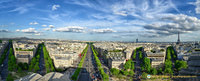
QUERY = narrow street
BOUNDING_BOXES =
[38,46,46,75]
[78,44,101,81]
[0,43,10,80]
[134,50,142,81]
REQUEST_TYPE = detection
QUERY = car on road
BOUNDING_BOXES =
[82,69,87,73]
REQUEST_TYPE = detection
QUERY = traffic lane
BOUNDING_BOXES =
[89,46,102,80]
[79,45,93,81]
[0,44,10,80]
[79,68,91,81]
[38,46,46,75]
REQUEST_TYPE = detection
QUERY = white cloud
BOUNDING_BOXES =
[42,25,47,27]
[9,7,28,14]
[188,0,200,14]
[20,28,38,33]
[43,28,51,31]
[49,25,54,28]
[90,28,116,33]
[35,33,42,35]
[110,0,178,20]
[68,0,179,20]
[52,5,60,11]
[53,26,86,33]
[144,14,200,36]
[17,28,42,35]
[8,3,34,14]
[29,22,39,25]
[114,11,128,16]
[16,29,20,32]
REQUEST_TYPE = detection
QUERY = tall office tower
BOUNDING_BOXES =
[136,38,138,43]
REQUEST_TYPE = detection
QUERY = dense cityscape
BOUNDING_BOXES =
[1,0,200,81]
[0,34,199,81]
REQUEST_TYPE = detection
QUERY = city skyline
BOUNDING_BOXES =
[0,0,200,41]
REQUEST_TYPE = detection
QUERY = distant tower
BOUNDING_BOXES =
[136,38,138,43]
[177,32,180,44]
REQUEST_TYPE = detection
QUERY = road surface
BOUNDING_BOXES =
[0,43,10,80]
[134,50,142,81]
[78,45,101,81]
[38,46,46,75]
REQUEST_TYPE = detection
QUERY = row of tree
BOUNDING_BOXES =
[0,42,9,65]
[168,46,187,72]
[8,43,29,72]
[8,48,18,71]
[164,59,173,75]
[166,46,175,60]
[141,46,188,79]
[28,44,42,72]
[7,43,17,81]
[175,60,187,71]
[110,68,134,76]
[132,47,142,60]
[124,59,134,70]
[42,43,55,73]
[135,47,151,74]
[135,47,159,79]
[91,45,109,81]
[71,44,89,80]
[164,46,176,75]
[141,57,151,73]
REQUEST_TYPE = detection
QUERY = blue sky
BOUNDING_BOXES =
[0,0,200,42]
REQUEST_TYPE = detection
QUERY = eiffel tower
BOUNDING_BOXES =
[176,32,180,44]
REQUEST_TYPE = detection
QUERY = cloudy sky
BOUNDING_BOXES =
[0,0,200,42]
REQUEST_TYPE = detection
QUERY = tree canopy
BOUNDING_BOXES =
[175,60,187,71]
[124,60,132,70]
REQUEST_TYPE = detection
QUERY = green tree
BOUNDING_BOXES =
[34,63,39,72]
[133,50,136,59]
[160,49,164,52]
[31,57,36,64]
[124,60,132,70]
[18,67,22,73]
[110,68,120,75]
[151,68,157,75]
[129,70,134,76]
[8,48,17,71]
[6,74,14,81]
[139,51,143,60]
[131,62,135,70]
[175,60,187,71]
[165,59,172,68]
[143,57,151,73]
[36,54,40,59]
[141,72,147,79]
[121,70,129,76]
[103,73,109,81]
[167,48,171,60]
[158,68,163,74]
[23,63,29,70]
[164,68,173,75]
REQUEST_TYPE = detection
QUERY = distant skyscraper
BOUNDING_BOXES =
[136,38,138,43]
[177,32,180,44]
